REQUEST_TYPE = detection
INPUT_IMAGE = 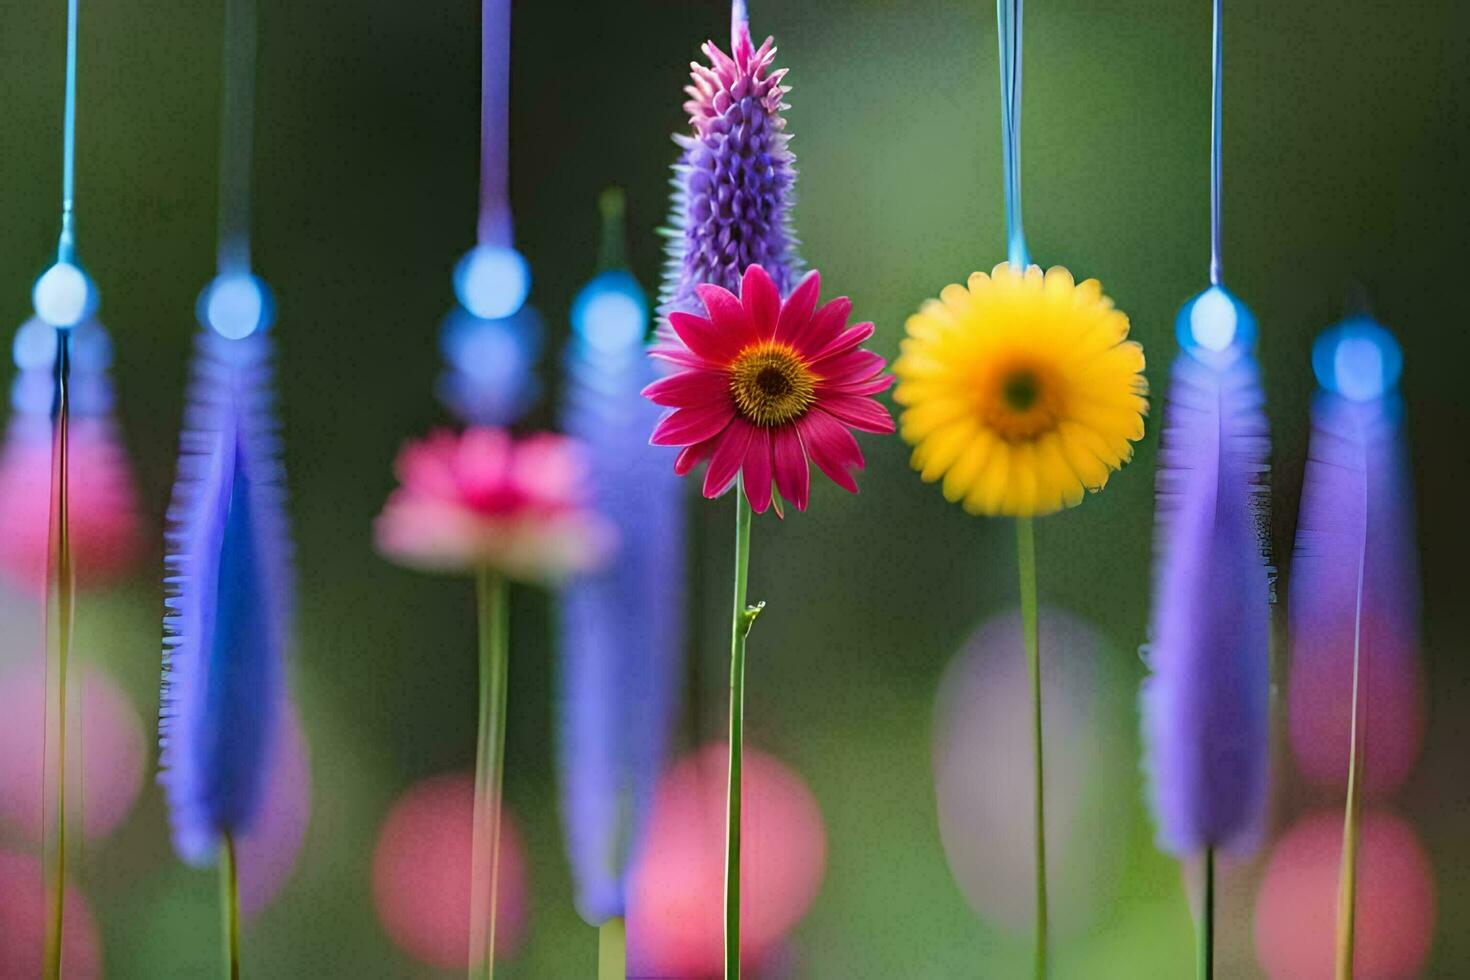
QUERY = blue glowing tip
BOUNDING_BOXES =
[454,245,530,320]
[572,271,648,356]
[199,273,274,340]
[1175,285,1256,366]
[1312,316,1402,401]
[32,261,96,328]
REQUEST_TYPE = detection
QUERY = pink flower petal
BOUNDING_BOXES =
[642,370,731,409]
[789,296,851,357]
[818,373,895,397]
[820,395,895,434]
[704,419,755,498]
[742,428,775,514]
[650,345,712,372]
[669,312,739,364]
[771,426,810,512]
[651,404,735,448]
[695,284,758,357]
[676,436,720,477]
[740,265,780,336]
[812,348,887,385]
[774,271,822,346]
[806,322,876,364]
[795,410,864,493]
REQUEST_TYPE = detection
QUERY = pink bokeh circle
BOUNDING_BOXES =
[0,849,102,978]
[0,416,140,594]
[0,662,145,841]
[371,772,529,969]
[627,743,827,978]
[1255,809,1434,979]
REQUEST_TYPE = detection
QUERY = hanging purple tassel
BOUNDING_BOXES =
[159,329,293,865]
[1141,287,1272,856]
[558,193,686,924]
[1287,317,1422,793]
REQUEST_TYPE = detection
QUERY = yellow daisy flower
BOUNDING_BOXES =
[893,262,1148,517]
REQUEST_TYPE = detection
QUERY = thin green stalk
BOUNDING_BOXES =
[1335,605,1367,979]
[1198,848,1215,980]
[220,832,241,980]
[43,329,75,980]
[598,916,626,980]
[725,484,760,980]
[1016,517,1046,979]
[469,569,510,980]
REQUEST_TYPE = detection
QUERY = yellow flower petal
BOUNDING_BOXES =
[895,262,1148,517]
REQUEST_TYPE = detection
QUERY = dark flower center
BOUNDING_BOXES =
[730,343,816,427]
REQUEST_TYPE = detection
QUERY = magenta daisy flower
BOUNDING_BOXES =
[643,263,893,514]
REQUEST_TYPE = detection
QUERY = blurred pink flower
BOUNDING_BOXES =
[371,772,528,969]
[0,850,102,978]
[1254,809,1434,979]
[628,743,826,977]
[374,427,614,582]
[0,416,139,594]
[0,662,145,842]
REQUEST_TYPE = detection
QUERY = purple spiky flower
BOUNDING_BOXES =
[1141,290,1273,857]
[159,329,293,865]
[656,2,802,348]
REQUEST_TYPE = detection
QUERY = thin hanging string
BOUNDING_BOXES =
[1208,0,1223,285]
[997,0,1028,268]
[478,0,512,248]
[217,0,258,274]
[57,0,80,264]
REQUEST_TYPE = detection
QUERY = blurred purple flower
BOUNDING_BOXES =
[1288,319,1421,794]
[1142,334,1272,856]
[656,1,802,347]
[557,258,686,924]
[159,329,293,865]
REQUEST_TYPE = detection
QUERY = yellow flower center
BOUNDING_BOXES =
[729,342,817,427]
[983,363,1061,440]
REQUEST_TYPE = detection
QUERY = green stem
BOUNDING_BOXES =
[220,832,241,980]
[1016,517,1046,979]
[725,484,760,980]
[1336,608,1366,980]
[43,328,75,980]
[469,570,510,980]
[598,916,626,980]
[1198,848,1214,980]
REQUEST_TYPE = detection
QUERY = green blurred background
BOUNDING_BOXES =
[1,0,1467,976]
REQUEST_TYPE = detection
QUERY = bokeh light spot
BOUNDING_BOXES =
[32,262,95,328]
[454,245,530,320]
[572,271,647,356]
[201,273,272,339]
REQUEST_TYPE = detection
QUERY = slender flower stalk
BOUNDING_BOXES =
[37,0,92,971]
[469,568,510,979]
[220,832,241,980]
[724,484,759,978]
[42,330,75,980]
[1014,517,1045,977]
